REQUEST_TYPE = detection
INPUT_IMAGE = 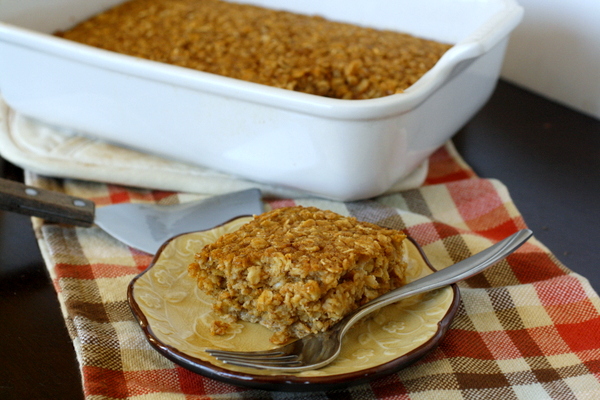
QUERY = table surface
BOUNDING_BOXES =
[1,80,599,399]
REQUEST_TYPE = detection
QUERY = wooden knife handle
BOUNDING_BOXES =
[0,177,95,227]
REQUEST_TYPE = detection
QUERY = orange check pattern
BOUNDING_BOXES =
[27,142,600,399]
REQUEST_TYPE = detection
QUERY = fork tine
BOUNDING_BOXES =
[206,353,291,365]
[206,349,287,357]
[212,353,298,363]
[218,358,303,369]
[218,356,301,365]
[206,346,303,369]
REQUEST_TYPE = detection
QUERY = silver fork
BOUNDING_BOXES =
[206,229,533,372]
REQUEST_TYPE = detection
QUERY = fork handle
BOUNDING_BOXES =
[337,229,533,337]
[0,178,95,226]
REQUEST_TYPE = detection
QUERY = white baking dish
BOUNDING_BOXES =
[0,0,523,200]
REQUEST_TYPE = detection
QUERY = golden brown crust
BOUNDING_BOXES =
[209,320,231,336]
[188,206,407,343]
[56,0,451,99]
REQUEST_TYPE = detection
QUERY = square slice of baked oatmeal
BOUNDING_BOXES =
[188,206,407,344]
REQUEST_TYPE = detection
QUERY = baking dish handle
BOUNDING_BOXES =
[407,2,523,95]
[464,1,525,55]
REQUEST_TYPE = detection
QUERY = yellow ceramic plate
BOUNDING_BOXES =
[128,217,460,391]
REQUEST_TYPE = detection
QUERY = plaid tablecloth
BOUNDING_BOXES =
[27,142,600,399]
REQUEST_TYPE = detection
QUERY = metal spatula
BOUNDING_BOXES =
[0,177,263,254]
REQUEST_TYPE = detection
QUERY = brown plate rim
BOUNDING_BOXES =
[127,217,461,392]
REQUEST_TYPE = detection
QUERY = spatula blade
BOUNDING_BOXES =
[94,189,263,254]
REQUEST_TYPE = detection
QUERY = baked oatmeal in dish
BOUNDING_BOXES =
[55,0,452,100]
[188,206,408,344]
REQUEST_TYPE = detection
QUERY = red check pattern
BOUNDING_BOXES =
[26,142,600,399]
